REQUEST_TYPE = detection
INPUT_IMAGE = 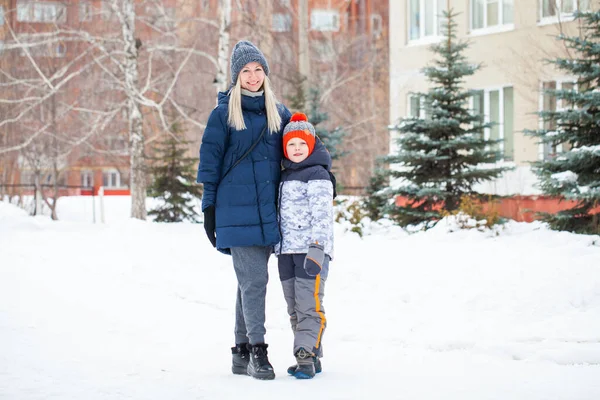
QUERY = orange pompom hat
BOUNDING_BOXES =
[282,112,316,159]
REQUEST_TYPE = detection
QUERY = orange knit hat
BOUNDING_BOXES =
[282,112,316,159]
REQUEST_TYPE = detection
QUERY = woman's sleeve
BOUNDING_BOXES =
[279,104,293,128]
[197,108,227,211]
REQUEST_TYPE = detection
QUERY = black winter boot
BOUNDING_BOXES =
[247,343,275,380]
[231,344,250,375]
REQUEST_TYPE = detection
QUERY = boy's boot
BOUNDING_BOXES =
[287,356,322,375]
[231,344,250,375]
[247,343,275,380]
[292,348,316,379]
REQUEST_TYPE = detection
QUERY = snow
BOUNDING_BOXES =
[1,197,600,400]
[551,170,579,183]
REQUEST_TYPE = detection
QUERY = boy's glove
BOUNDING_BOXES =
[203,206,216,248]
[304,242,325,277]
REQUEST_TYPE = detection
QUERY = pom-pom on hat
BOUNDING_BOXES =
[283,112,317,159]
[230,40,270,85]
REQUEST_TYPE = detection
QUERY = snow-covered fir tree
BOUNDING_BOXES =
[147,123,203,223]
[385,10,509,228]
[525,10,600,234]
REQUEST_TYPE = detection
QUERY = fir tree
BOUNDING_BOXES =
[147,122,203,223]
[362,161,388,221]
[385,10,509,228]
[525,10,600,234]
[307,87,348,161]
[287,72,306,112]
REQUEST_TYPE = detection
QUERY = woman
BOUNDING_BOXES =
[196,40,291,380]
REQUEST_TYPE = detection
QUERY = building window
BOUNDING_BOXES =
[0,40,4,55]
[279,0,291,7]
[272,13,292,32]
[540,80,576,160]
[81,170,94,188]
[541,0,590,20]
[408,94,433,119]
[311,9,340,32]
[371,13,383,38]
[311,40,335,62]
[471,0,514,31]
[102,170,121,188]
[17,1,67,23]
[79,1,92,22]
[18,34,66,58]
[471,87,515,161]
[0,6,5,25]
[409,0,447,42]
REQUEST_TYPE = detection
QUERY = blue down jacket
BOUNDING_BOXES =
[275,138,334,259]
[196,91,291,253]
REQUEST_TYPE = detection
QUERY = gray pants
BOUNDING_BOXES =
[278,253,329,357]
[231,246,272,345]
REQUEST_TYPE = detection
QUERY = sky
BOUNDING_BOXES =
[1,196,600,400]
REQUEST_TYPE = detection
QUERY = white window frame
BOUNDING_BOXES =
[407,0,447,46]
[81,170,94,188]
[79,1,92,22]
[17,1,67,23]
[539,0,590,25]
[371,13,383,38]
[311,9,340,32]
[469,0,515,36]
[470,85,514,161]
[537,78,577,160]
[272,13,292,32]
[102,169,121,188]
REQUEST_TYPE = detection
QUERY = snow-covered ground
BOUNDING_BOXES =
[1,196,600,400]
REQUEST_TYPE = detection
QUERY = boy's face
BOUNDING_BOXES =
[286,137,309,163]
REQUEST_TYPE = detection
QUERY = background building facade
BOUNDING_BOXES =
[389,0,596,194]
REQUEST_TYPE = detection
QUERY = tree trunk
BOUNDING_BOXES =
[119,0,147,220]
[298,0,310,95]
[215,0,232,93]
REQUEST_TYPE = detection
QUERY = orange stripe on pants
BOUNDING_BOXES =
[314,274,326,349]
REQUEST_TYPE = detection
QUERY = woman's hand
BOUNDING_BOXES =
[203,206,217,248]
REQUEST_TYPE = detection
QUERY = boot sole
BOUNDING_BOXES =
[232,365,249,375]
[293,370,314,379]
[249,371,276,380]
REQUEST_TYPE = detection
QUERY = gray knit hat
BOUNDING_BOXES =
[230,40,270,85]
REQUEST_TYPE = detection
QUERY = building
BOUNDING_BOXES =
[389,0,596,195]
[0,0,390,202]
[266,0,390,193]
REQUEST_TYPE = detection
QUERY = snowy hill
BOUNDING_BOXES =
[1,198,600,400]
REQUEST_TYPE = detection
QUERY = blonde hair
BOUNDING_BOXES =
[228,76,282,134]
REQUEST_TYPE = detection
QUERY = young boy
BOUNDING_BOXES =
[275,112,334,379]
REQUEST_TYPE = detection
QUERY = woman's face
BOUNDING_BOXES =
[239,62,265,92]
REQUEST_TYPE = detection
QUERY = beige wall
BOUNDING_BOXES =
[389,0,598,166]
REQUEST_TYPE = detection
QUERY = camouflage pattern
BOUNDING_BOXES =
[275,176,334,258]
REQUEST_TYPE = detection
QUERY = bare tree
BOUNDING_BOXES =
[0,0,227,220]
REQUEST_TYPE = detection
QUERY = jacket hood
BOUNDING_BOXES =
[282,137,332,172]
[217,90,265,112]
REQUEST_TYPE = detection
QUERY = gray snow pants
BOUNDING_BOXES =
[231,246,272,346]
[278,253,329,357]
